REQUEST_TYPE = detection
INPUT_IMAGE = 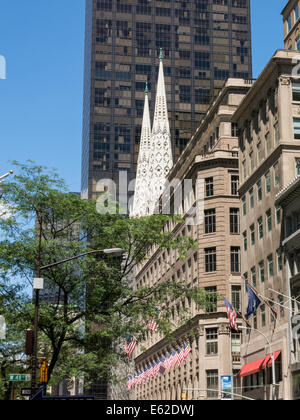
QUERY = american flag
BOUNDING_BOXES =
[136,370,143,386]
[146,363,152,379]
[124,334,136,358]
[153,359,160,376]
[177,347,184,363]
[171,348,180,368]
[164,352,172,370]
[127,376,133,390]
[150,361,156,378]
[147,318,159,331]
[224,298,239,332]
[159,356,166,374]
[147,309,162,331]
[182,342,192,360]
[141,366,148,382]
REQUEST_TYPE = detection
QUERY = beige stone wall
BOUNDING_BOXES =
[133,80,252,400]
[282,0,300,49]
[233,50,300,400]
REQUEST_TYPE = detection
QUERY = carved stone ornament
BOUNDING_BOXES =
[279,76,291,86]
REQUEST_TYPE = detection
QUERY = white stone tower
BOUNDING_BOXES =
[147,49,173,215]
[131,84,152,217]
[131,50,173,217]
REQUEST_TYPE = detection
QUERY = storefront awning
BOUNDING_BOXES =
[237,351,281,378]
[265,350,282,368]
[237,356,267,378]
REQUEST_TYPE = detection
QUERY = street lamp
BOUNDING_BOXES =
[239,326,277,400]
[0,170,13,183]
[30,247,124,395]
[0,170,13,202]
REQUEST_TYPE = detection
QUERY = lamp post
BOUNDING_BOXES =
[30,247,124,396]
[239,326,276,400]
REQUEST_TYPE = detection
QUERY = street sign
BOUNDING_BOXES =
[21,388,32,396]
[8,374,31,382]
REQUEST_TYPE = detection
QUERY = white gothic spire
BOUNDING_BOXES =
[147,49,173,214]
[130,84,152,217]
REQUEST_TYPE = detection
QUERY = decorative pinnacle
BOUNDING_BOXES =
[159,48,163,61]
[145,82,149,94]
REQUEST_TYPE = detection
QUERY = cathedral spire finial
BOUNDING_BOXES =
[159,48,164,61]
[145,82,149,95]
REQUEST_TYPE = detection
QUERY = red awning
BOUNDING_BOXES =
[237,351,281,378]
[266,350,281,368]
[237,355,267,378]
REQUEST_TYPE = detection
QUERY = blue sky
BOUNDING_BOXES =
[0,0,286,193]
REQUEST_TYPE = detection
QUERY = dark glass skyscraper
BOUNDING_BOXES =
[82,0,252,200]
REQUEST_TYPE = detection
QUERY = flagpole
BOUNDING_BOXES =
[230,329,234,401]
[239,326,276,400]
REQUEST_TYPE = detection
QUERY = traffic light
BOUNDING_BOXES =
[40,360,48,384]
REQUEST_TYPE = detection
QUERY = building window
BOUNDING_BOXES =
[249,151,254,173]
[266,209,272,232]
[276,204,281,225]
[257,141,262,165]
[205,248,217,273]
[293,118,300,139]
[260,304,266,327]
[242,160,247,181]
[251,266,257,288]
[205,177,214,197]
[205,209,216,234]
[274,162,280,186]
[232,123,238,137]
[258,216,263,239]
[265,133,271,156]
[242,196,247,216]
[288,15,292,32]
[259,260,265,283]
[206,328,218,355]
[243,231,247,251]
[296,158,300,177]
[232,285,241,312]
[250,224,255,245]
[231,247,241,273]
[205,286,217,314]
[244,272,248,291]
[274,122,280,145]
[257,180,262,202]
[265,172,271,194]
[249,188,254,209]
[206,370,219,399]
[231,175,239,196]
[278,295,285,317]
[253,313,257,329]
[292,83,300,101]
[277,249,283,272]
[268,254,274,278]
[230,208,240,234]
[231,333,241,358]
[295,5,299,22]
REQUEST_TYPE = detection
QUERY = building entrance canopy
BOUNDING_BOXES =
[237,351,281,378]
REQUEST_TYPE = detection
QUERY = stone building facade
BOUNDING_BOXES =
[275,175,300,400]
[133,78,252,400]
[232,50,300,400]
[282,0,300,50]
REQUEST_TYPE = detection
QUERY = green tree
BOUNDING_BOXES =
[0,161,206,394]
